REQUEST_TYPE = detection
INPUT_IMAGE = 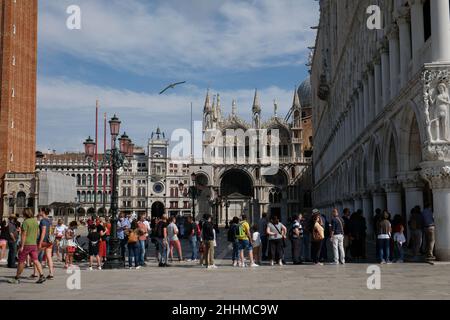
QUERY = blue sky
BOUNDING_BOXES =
[37,0,319,152]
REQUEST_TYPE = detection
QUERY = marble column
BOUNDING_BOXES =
[337,202,344,215]
[373,57,382,116]
[384,181,403,216]
[380,44,391,108]
[362,193,374,237]
[368,66,375,122]
[399,172,425,242]
[363,75,369,128]
[410,0,425,71]
[431,0,450,62]
[421,165,450,260]
[388,24,400,99]
[397,11,412,88]
[353,196,362,211]
[358,84,364,134]
[372,188,387,212]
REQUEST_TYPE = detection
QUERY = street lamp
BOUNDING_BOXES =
[214,197,221,230]
[83,136,96,158]
[224,197,230,228]
[189,173,197,221]
[83,114,132,269]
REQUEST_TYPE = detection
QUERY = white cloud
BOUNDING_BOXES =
[37,77,298,152]
[39,0,318,75]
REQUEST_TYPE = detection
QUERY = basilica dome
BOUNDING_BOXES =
[297,76,311,108]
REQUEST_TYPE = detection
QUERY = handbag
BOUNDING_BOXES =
[59,238,68,249]
[313,223,325,241]
[272,223,286,248]
[128,230,138,244]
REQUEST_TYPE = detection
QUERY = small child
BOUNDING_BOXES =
[251,224,261,265]
[393,225,406,263]
[87,224,101,270]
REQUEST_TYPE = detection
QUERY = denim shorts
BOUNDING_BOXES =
[238,239,252,251]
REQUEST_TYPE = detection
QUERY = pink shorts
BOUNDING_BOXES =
[18,245,39,263]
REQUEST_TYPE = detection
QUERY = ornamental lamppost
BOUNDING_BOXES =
[224,197,230,228]
[189,173,197,221]
[84,114,133,269]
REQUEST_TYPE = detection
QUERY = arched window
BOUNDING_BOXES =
[87,174,92,186]
[82,174,86,186]
[77,191,81,202]
[98,174,102,186]
[16,192,27,209]
[82,191,86,202]
[77,174,81,186]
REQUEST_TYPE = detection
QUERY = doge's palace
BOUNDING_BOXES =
[311,0,450,259]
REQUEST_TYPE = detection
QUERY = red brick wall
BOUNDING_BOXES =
[0,0,37,179]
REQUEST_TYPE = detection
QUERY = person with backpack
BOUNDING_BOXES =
[8,208,46,284]
[156,214,170,267]
[185,215,199,262]
[37,208,54,279]
[289,214,303,265]
[227,216,240,267]
[87,224,102,270]
[266,215,287,266]
[6,215,18,269]
[126,223,140,269]
[237,214,259,268]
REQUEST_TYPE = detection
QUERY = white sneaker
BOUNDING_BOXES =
[88,266,93,271]
[98,266,102,270]
[270,261,274,266]
[250,263,259,268]
[232,261,238,267]
[278,261,283,266]
[136,266,141,270]
[211,265,218,269]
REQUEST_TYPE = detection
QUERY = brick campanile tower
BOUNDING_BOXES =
[0,0,38,214]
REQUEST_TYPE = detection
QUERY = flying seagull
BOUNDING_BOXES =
[159,81,187,94]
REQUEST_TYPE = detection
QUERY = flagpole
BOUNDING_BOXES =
[94,100,99,217]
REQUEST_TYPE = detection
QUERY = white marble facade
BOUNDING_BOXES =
[190,89,312,225]
[311,0,450,260]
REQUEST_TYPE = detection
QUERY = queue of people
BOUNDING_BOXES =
[1,203,437,284]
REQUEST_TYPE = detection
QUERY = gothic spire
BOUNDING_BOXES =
[216,93,222,120]
[293,86,301,109]
[232,99,237,116]
[204,89,211,113]
[252,89,261,114]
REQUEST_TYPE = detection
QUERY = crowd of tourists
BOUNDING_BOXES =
[0,202,436,284]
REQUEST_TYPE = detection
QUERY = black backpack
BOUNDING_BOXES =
[156,222,165,238]
[227,224,237,242]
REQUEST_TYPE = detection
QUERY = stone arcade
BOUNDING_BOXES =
[311,0,450,259]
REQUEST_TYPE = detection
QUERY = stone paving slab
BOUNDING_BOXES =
[1,260,450,300]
